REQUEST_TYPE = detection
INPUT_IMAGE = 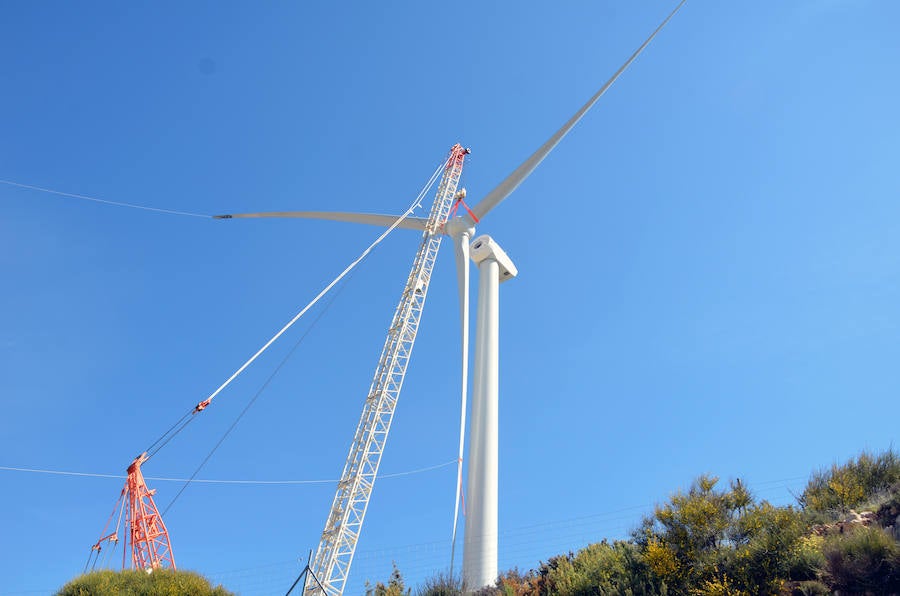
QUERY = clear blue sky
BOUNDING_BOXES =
[2,1,898,594]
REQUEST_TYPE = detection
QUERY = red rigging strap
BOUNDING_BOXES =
[448,195,480,224]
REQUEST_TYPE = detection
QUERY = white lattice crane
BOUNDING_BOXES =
[219,145,470,595]
[308,145,469,594]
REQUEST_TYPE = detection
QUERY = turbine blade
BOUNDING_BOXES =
[471,0,686,222]
[449,231,472,577]
[213,211,429,231]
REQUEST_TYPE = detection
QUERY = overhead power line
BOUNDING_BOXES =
[1,178,212,218]
[0,460,456,485]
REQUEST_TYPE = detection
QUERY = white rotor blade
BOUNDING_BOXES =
[213,211,429,231]
[449,231,471,577]
[471,0,686,223]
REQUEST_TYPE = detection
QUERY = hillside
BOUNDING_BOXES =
[371,449,900,596]
[56,449,900,595]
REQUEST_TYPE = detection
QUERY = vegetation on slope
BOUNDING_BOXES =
[55,450,900,595]
[369,449,900,596]
[56,569,233,596]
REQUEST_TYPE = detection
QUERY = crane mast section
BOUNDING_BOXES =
[309,145,468,596]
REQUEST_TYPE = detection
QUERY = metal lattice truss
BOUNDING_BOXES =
[307,145,468,596]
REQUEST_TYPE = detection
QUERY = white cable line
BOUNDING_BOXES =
[0,466,124,480]
[194,161,446,411]
[0,178,212,218]
[0,460,455,485]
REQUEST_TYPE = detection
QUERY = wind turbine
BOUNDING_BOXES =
[216,2,685,592]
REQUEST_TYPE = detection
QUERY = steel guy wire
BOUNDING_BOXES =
[0,460,457,485]
[0,178,212,218]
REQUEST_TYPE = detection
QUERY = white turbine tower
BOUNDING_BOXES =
[459,235,516,589]
[216,2,685,592]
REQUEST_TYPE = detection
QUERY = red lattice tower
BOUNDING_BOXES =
[90,452,176,571]
[125,453,175,570]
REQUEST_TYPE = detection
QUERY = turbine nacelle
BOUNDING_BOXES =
[470,236,517,282]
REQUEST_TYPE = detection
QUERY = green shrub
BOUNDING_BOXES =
[634,474,735,590]
[540,540,664,596]
[415,571,462,596]
[789,580,830,595]
[636,476,815,593]
[799,449,900,514]
[366,562,411,596]
[821,525,900,593]
[726,502,814,588]
[56,569,232,596]
[875,482,900,536]
[492,567,541,595]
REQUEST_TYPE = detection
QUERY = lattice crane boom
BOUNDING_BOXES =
[88,452,175,572]
[125,453,176,571]
[307,144,469,596]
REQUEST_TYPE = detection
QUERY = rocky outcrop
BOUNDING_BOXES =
[811,509,878,536]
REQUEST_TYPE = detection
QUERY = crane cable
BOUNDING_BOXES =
[157,158,449,512]
[5,159,446,463]
[75,157,449,567]
[9,157,450,566]
[140,158,448,464]
[160,276,348,515]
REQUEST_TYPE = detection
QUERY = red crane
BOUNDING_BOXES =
[89,453,175,571]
